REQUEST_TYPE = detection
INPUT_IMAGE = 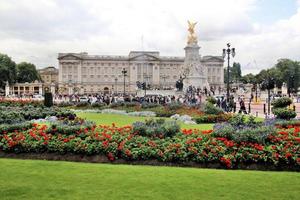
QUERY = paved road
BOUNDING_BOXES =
[235,102,300,118]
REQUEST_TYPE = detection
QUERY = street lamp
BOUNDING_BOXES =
[114,78,118,95]
[288,75,294,97]
[263,75,274,115]
[121,68,127,96]
[222,43,236,107]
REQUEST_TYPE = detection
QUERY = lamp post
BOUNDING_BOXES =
[222,43,236,107]
[114,78,118,95]
[121,68,127,96]
[265,75,274,115]
[289,75,294,97]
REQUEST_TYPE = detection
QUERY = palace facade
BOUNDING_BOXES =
[58,50,224,95]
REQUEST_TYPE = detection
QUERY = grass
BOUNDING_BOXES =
[0,158,299,200]
[76,112,214,130]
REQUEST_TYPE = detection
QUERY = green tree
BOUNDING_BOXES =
[16,62,40,83]
[231,62,242,83]
[0,53,17,89]
[275,59,300,93]
[224,62,242,84]
[240,73,256,84]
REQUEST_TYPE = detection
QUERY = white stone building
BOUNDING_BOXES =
[58,50,224,95]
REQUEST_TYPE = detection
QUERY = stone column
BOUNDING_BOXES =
[50,83,56,95]
[5,81,9,96]
[39,85,43,95]
[152,63,160,86]
[68,86,73,95]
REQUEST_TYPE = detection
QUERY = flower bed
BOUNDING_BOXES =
[0,98,43,107]
[0,105,75,124]
[0,121,299,170]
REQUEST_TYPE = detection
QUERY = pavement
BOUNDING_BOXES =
[235,101,300,118]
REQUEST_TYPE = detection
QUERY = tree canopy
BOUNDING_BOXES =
[0,53,17,89]
[224,62,242,84]
[241,59,300,92]
[0,53,41,89]
[16,62,40,83]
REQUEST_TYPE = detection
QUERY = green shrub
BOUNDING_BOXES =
[132,119,180,138]
[109,102,139,109]
[271,97,292,108]
[204,103,224,115]
[212,124,275,144]
[0,122,33,133]
[146,107,176,117]
[206,96,217,104]
[91,102,107,108]
[56,102,74,107]
[273,108,296,120]
[75,102,90,107]
[0,111,25,124]
[194,114,232,123]
[274,120,300,127]
[141,102,162,109]
[44,92,53,107]
[166,102,184,111]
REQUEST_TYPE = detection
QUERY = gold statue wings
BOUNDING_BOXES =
[187,20,197,34]
[187,20,198,45]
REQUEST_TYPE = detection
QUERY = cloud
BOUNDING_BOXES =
[0,0,299,75]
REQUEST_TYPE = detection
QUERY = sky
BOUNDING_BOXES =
[0,0,299,75]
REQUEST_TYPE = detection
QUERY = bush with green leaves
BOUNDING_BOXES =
[194,114,232,123]
[204,103,224,115]
[91,102,107,108]
[0,111,25,124]
[132,119,180,138]
[141,102,162,109]
[0,105,75,124]
[212,123,275,144]
[56,101,74,107]
[206,96,217,104]
[271,97,292,108]
[109,102,139,109]
[47,119,95,136]
[0,122,33,133]
[75,102,90,108]
[273,108,296,120]
[165,102,184,111]
[274,120,300,128]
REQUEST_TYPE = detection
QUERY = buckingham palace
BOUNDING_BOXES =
[58,50,224,95]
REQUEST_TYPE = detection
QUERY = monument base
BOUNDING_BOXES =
[183,76,209,90]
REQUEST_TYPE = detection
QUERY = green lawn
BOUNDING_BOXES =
[0,158,299,200]
[76,112,214,130]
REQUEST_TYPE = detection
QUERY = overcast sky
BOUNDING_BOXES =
[0,0,300,74]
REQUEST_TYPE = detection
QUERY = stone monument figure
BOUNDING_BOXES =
[182,20,209,91]
[5,81,10,96]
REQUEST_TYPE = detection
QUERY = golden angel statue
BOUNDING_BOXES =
[187,20,198,45]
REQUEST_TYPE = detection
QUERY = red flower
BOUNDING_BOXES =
[278,131,288,135]
[125,149,132,157]
[220,157,232,168]
[201,130,213,134]
[107,152,115,161]
[285,152,292,158]
[253,144,264,151]
[224,140,235,148]
[182,129,193,135]
[102,140,109,148]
